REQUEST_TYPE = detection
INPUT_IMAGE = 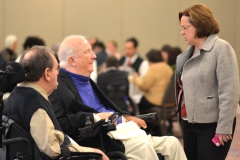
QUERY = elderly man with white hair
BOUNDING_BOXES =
[49,35,187,160]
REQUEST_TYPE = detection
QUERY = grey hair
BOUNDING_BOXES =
[5,34,17,48]
[20,46,54,82]
[58,35,87,66]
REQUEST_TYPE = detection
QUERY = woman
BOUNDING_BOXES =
[168,47,182,71]
[133,49,173,109]
[176,4,240,160]
[160,44,171,63]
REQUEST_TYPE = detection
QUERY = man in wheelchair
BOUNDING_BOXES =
[49,35,187,160]
[2,46,109,160]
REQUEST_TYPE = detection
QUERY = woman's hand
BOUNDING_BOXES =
[124,115,147,129]
[133,72,139,79]
[218,134,232,146]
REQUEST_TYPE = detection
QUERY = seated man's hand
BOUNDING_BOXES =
[93,148,109,160]
[94,112,113,122]
[124,115,147,129]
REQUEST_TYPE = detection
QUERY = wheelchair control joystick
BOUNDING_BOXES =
[85,116,92,126]
[101,113,119,132]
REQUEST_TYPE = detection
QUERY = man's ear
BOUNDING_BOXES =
[44,68,51,82]
[68,56,76,67]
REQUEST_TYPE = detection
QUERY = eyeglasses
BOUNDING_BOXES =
[180,24,192,31]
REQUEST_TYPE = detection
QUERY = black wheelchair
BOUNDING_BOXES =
[1,113,130,160]
[1,112,164,160]
[1,115,104,160]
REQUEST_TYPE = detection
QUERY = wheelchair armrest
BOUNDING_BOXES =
[107,151,127,160]
[135,112,157,122]
[3,137,32,154]
[41,152,102,160]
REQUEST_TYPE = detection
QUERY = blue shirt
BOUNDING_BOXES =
[61,69,122,123]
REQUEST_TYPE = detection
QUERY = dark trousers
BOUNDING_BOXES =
[138,96,159,109]
[181,118,236,160]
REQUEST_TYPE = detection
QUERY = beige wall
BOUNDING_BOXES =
[236,0,240,73]
[0,0,239,73]
[2,0,64,53]
[0,0,4,47]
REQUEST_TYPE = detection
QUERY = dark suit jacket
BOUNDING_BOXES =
[97,69,129,112]
[49,69,128,152]
[96,50,108,67]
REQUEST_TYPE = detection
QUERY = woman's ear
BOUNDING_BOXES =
[44,68,51,82]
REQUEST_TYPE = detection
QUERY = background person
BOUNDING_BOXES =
[0,35,18,94]
[133,49,173,109]
[119,37,149,104]
[0,34,18,68]
[160,44,171,64]
[133,49,173,136]
[106,40,121,60]
[167,46,182,71]
[97,56,132,113]
[119,37,148,76]
[15,36,46,62]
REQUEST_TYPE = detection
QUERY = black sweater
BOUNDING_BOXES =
[3,87,70,146]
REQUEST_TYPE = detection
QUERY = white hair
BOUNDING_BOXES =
[4,34,17,48]
[58,35,87,66]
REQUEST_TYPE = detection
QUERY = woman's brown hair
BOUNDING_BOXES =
[179,4,220,38]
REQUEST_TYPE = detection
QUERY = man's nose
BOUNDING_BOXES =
[91,51,96,59]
